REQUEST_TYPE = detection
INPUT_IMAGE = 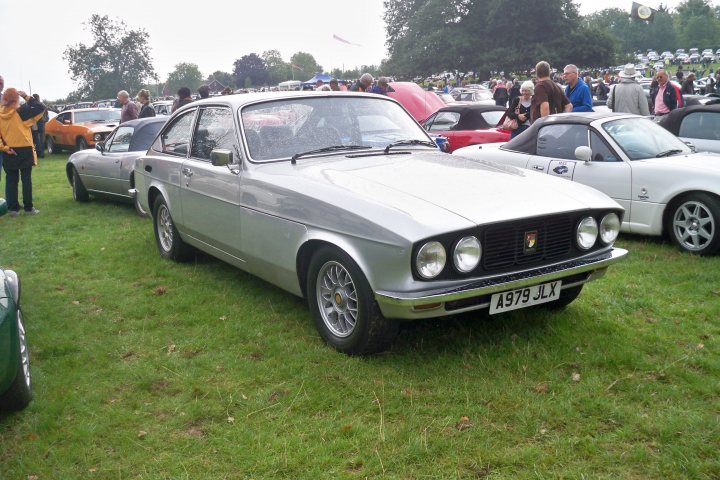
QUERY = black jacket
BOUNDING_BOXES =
[649,83,678,113]
[139,104,156,118]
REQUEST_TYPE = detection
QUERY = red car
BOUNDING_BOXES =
[422,104,511,152]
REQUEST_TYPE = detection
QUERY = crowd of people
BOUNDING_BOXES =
[485,59,718,137]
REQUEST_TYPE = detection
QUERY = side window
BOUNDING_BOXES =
[427,112,461,131]
[191,107,236,161]
[536,124,589,160]
[590,131,619,162]
[679,112,720,140]
[107,126,134,153]
[153,109,197,156]
[57,112,70,124]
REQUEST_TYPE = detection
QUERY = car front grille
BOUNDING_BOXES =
[482,215,573,272]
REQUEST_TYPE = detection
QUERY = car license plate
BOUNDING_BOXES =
[489,281,562,314]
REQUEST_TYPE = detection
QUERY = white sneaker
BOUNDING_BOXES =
[23,208,40,215]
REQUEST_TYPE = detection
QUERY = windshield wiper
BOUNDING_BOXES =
[291,145,371,163]
[655,149,684,158]
[384,139,437,154]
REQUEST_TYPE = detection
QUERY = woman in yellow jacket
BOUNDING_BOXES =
[0,88,45,216]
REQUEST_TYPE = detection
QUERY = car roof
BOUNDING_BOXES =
[173,90,396,113]
[437,104,506,114]
[501,112,636,154]
[62,107,119,113]
[117,117,167,151]
[658,103,720,135]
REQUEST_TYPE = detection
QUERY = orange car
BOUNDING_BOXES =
[45,108,121,153]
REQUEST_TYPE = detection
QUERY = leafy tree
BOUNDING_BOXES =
[207,71,234,88]
[63,15,156,100]
[262,50,289,84]
[289,52,322,81]
[674,0,719,47]
[165,63,204,94]
[233,53,268,87]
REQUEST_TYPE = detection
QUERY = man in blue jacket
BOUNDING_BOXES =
[563,64,593,112]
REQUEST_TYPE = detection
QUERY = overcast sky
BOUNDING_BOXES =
[0,0,708,100]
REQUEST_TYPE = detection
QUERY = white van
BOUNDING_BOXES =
[278,80,302,91]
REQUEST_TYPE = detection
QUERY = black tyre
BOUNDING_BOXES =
[46,137,60,154]
[76,137,88,151]
[667,193,720,255]
[152,196,193,261]
[307,246,398,355]
[544,285,583,310]
[71,168,89,202]
[0,311,33,411]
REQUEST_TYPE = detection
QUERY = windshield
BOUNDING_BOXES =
[602,117,691,160]
[241,96,432,161]
[74,109,121,123]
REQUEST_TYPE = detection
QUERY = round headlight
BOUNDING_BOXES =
[93,133,102,141]
[453,236,481,273]
[600,213,621,244]
[416,241,446,279]
[576,217,598,250]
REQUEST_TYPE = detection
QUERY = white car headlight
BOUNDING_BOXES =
[577,217,598,250]
[600,213,621,244]
[453,236,481,273]
[93,133,102,141]
[416,241,446,279]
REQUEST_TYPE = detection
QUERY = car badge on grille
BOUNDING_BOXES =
[524,231,538,254]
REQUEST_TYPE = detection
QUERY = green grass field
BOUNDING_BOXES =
[1,154,719,479]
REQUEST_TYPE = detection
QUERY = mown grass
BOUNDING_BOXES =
[1,154,718,479]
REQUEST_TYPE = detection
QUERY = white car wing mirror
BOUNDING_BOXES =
[575,146,592,164]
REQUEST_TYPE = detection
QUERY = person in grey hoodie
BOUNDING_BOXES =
[607,64,650,116]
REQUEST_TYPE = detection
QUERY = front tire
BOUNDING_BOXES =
[0,311,32,411]
[152,196,193,261]
[71,168,89,202]
[307,246,398,355]
[76,137,88,151]
[667,193,720,255]
[544,285,583,310]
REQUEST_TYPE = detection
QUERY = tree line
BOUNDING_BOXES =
[62,2,720,101]
[383,0,720,79]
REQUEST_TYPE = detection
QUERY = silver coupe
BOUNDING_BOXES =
[67,117,167,216]
[134,92,627,355]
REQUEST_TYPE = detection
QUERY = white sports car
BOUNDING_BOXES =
[454,112,720,255]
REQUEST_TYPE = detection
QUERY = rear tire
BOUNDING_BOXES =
[667,193,720,255]
[306,246,398,355]
[0,311,32,411]
[71,168,89,202]
[152,196,193,261]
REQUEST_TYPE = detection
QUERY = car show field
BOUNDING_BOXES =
[1,153,718,478]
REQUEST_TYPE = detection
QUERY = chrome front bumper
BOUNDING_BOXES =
[374,247,628,319]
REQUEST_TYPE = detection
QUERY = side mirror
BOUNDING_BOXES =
[683,141,696,152]
[0,198,7,217]
[96,142,105,153]
[210,149,233,167]
[575,146,592,164]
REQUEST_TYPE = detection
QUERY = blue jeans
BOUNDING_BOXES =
[3,166,33,212]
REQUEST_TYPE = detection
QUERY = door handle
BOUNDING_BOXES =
[532,165,544,171]
[182,167,193,177]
